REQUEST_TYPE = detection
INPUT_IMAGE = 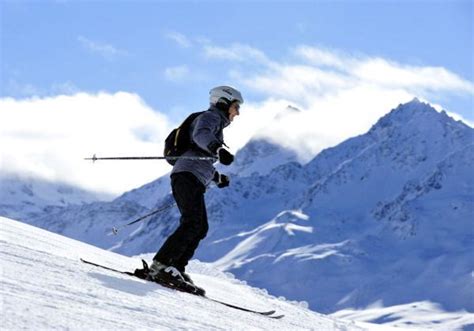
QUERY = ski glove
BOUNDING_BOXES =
[213,171,230,188]
[208,141,234,166]
[216,147,234,166]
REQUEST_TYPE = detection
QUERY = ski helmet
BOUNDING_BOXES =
[209,86,244,106]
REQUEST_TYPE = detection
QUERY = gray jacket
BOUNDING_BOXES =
[171,106,230,186]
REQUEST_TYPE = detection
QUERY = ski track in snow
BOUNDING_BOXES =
[0,217,399,330]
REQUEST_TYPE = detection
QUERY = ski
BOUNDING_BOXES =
[80,258,284,319]
[205,298,284,318]
[81,258,135,276]
[80,258,199,294]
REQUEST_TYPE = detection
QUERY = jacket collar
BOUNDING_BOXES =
[209,105,231,127]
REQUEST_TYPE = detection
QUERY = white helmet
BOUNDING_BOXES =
[209,86,244,106]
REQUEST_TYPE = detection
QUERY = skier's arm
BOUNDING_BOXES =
[192,112,222,154]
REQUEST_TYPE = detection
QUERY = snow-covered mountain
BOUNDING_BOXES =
[2,99,473,328]
[1,217,395,331]
[114,175,171,209]
[223,138,300,177]
[208,98,474,314]
[0,172,112,221]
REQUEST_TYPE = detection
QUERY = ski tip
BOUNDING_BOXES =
[259,310,285,319]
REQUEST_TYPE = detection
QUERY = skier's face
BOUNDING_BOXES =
[228,102,240,122]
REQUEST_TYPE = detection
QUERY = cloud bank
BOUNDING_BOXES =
[204,43,473,160]
[0,92,172,196]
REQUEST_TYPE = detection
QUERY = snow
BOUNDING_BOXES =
[1,217,398,330]
[331,301,474,331]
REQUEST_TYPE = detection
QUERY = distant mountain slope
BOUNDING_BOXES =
[114,175,171,209]
[224,138,300,177]
[0,173,112,221]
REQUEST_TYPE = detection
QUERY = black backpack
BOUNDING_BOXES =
[164,111,205,165]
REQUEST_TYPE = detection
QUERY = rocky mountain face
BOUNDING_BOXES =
[2,99,472,314]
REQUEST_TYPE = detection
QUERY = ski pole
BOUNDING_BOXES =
[85,154,216,162]
[109,202,176,236]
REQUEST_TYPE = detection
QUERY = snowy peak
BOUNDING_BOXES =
[225,138,299,177]
[303,98,473,184]
[369,98,471,139]
[364,99,473,172]
[274,104,302,120]
[375,98,437,125]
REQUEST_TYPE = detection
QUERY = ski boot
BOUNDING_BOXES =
[147,260,205,296]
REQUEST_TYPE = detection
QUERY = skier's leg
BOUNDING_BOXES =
[175,196,208,272]
[153,172,206,267]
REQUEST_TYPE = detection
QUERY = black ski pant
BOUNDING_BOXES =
[153,172,208,272]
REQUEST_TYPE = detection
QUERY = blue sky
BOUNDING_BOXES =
[2,0,473,120]
[1,0,473,195]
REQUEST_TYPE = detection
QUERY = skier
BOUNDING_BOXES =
[147,86,243,293]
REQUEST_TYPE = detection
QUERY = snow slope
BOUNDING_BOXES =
[1,217,397,330]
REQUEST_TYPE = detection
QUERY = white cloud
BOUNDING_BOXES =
[203,43,474,162]
[294,45,474,95]
[0,92,173,196]
[203,43,271,65]
[295,45,355,70]
[164,31,192,48]
[351,59,474,94]
[5,80,81,99]
[224,87,414,163]
[4,80,44,97]
[164,65,190,82]
[296,22,309,34]
[78,36,127,59]
[240,65,352,101]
